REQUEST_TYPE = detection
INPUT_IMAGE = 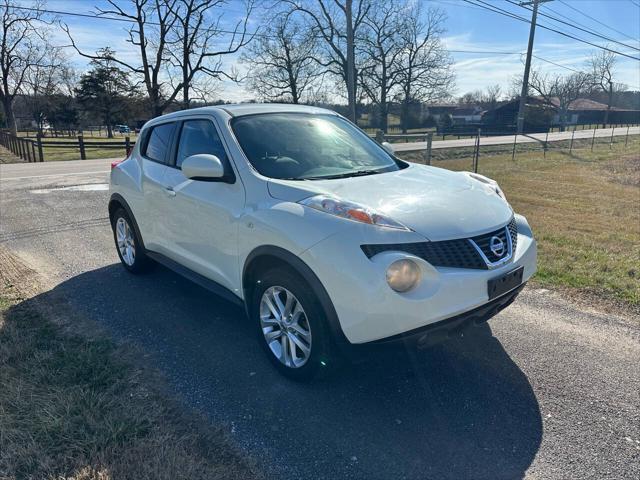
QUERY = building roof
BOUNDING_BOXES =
[486,96,637,114]
[452,106,483,116]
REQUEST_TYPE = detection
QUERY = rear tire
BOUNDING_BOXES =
[111,208,154,274]
[251,267,339,381]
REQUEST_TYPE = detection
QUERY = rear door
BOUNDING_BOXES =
[138,121,177,252]
[162,116,245,292]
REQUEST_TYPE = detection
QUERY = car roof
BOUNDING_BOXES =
[145,103,339,126]
[219,103,339,117]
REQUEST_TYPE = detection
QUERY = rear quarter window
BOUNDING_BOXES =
[142,122,176,164]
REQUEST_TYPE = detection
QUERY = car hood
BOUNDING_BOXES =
[267,163,513,241]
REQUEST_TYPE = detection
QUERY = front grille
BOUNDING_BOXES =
[361,217,518,270]
[470,224,510,264]
[361,238,487,269]
[507,217,518,253]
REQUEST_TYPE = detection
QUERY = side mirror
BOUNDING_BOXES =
[182,154,225,181]
[381,141,394,156]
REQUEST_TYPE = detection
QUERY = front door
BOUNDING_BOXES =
[162,117,245,294]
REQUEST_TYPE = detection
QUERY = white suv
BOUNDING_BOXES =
[109,104,536,380]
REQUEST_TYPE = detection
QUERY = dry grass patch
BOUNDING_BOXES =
[0,146,22,164]
[0,270,260,480]
[398,137,640,312]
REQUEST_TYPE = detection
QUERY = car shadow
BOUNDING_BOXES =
[46,263,542,480]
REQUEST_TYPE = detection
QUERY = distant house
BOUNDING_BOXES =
[424,103,459,122]
[451,106,485,124]
[546,97,639,125]
[482,96,640,132]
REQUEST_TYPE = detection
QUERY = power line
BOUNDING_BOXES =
[462,0,640,61]
[506,0,639,52]
[554,0,638,43]
[7,4,268,38]
[451,48,585,73]
[532,54,582,72]
[449,49,518,54]
[3,2,612,73]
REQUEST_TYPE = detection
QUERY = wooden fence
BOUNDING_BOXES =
[0,131,135,162]
[0,130,40,162]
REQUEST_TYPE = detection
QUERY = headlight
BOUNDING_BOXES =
[386,259,421,292]
[299,195,410,231]
[464,172,507,201]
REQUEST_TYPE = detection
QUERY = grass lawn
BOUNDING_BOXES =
[0,268,260,479]
[398,136,640,312]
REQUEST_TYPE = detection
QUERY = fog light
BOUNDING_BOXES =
[386,259,421,292]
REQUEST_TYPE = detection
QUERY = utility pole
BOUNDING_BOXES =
[516,0,552,134]
[346,0,357,122]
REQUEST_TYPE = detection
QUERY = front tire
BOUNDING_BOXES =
[251,267,337,381]
[111,208,153,274]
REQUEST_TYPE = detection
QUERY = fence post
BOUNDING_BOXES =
[36,134,44,162]
[591,127,596,151]
[625,125,630,147]
[36,132,44,162]
[125,136,131,157]
[375,129,384,144]
[511,132,517,161]
[569,129,575,154]
[544,130,549,158]
[17,137,24,160]
[609,127,614,149]
[31,141,37,162]
[78,135,86,160]
[473,128,481,172]
[424,133,432,166]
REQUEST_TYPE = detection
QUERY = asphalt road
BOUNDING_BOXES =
[392,126,640,152]
[1,160,639,480]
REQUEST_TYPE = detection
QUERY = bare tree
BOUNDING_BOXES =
[241,13,320,103]
[23,47,67,134]
[0,0,49,133]
[528,70,590,131]
[458,91,480,105]
[358,1,404,132]
[589,49,618,127]
[285,0,371,120]
[64,0,254,116]
[167,0,255,108]
[459,84,502,109]
[484,84,502,110]
[395,4,454,133]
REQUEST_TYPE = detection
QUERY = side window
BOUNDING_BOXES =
[176,119,228,168]
[143,122,176,164]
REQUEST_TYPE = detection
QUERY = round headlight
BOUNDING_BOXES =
[386,259,421,293]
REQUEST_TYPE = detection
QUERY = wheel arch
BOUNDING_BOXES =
[108,193,146,250]
[242,245,349,346]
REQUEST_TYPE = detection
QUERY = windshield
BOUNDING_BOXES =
[231,113,401,180]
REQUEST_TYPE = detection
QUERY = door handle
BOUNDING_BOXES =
[165,187,176,197]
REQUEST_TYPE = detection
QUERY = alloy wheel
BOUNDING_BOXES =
[115,217,136,266]
[259,286,312,368]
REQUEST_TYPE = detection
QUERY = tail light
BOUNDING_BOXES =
[111,160,123,169]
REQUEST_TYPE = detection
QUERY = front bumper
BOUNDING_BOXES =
[300,214,537,345]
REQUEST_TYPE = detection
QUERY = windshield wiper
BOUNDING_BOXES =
[304,169,385,180]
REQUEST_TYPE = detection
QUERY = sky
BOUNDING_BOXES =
[20,0,640,102]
